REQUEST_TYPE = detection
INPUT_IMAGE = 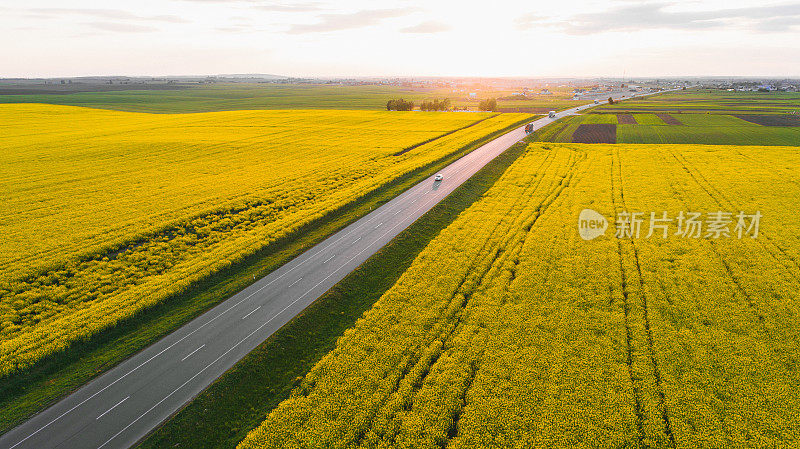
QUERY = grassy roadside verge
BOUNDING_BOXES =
[136,139,531,449]
[0,114,534,435]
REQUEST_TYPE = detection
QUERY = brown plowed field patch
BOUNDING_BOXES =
[572,124,616,143]
[735,114,800,127]
[657,113,683,125]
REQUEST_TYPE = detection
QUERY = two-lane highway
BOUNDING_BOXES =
[0,89,665,449]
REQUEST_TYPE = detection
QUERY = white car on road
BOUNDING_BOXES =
[434,174,443,182]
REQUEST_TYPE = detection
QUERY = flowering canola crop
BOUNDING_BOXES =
[0,104,531,377]
[239,143,800,448]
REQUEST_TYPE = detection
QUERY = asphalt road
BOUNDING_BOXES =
[0,89,665,449]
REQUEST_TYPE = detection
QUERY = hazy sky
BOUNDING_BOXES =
[2,0,799,77]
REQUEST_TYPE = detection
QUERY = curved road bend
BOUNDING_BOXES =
[0,89,666,449]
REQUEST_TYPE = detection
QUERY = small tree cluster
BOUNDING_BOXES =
[607,97,615,105]
[420,98,451,111]
[478,98,498,112]
[386,99,415,111]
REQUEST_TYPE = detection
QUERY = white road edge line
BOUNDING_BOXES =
[241,307,261,320]
[294,196,434,303]
[181,345,205,362]
[96,397,129,421]
[226,184,424,305]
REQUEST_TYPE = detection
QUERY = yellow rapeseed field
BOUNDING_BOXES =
[239,143,800,448]
[0,103,532,377]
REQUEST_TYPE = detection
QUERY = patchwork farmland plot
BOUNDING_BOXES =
[616,114,800,145]
[596,89,800,114]
[657,113,683,125]
[0,104,532,377]
[630,113,666,125]
[533,110,800,145]
[580,114,618,124]
[735,114,800,126]
[239,142,800,449]
[572,123,617,143]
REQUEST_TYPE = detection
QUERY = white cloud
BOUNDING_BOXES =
[287,8,416,34]
[517,2,800,34]
[86,22,159,33]
[28,8,188,23]
[255,3,325,12]
[400,20,450,33]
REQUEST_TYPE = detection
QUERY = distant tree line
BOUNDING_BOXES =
[478,98,497,112]
[420,98,451,111]
[386,99,415,111]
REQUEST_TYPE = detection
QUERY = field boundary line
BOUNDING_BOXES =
[614,148,677,448]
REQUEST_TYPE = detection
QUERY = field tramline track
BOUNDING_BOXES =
[613,149,677,448]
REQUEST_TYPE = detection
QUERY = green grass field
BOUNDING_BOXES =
[630,113,665,125]
[0,83,590,114]
[0,84,439,113]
